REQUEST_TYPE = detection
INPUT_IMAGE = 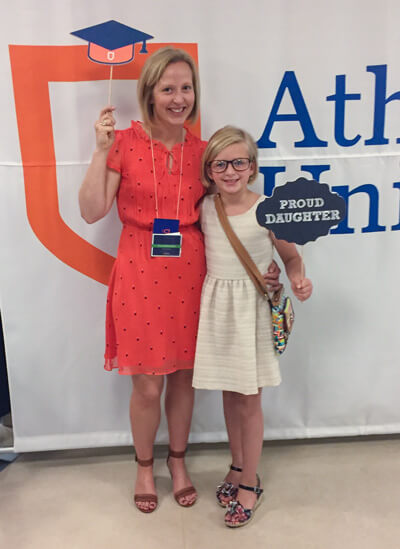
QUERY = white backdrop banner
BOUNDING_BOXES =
[1,0,400,451]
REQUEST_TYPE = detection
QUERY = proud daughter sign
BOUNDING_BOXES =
[256,177,346,246]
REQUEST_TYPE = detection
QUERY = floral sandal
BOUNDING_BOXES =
[216,464,243,507]
[225,475,263,528]
[134,456,158,514]
[167,448,197,507]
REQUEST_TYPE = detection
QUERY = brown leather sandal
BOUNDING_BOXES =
[167,448,197,507]
[134,456,158,513]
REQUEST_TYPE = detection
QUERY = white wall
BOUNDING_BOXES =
[1,0,399,451]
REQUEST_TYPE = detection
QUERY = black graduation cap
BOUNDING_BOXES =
[71,20,154,65]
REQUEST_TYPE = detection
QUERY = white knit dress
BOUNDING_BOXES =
[192,195,281,395]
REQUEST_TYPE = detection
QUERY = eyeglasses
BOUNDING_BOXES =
[208,158,251,173]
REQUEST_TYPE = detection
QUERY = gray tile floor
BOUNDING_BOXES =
[1,438,399,549]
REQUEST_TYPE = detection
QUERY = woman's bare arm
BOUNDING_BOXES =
[79,106,121,224]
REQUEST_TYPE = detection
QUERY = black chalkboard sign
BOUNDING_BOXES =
[256,177,346,245]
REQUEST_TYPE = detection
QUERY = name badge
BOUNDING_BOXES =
[151,233,182,257]
[152,218,182,257]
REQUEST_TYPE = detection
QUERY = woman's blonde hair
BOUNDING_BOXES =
[201,126,259,188]
[137,47,200,129]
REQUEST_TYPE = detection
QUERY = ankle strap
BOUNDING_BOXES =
[238,483,263,495]
[239,474,262,495]
[168,447,187,459]
[230,464,243,473]
[135,455,154,467]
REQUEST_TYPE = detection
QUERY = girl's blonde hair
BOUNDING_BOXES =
[201,126,259,188]
[137,47,200,129]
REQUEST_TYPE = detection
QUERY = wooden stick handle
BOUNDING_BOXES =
[107,65,113,105]
[300,244,305,281]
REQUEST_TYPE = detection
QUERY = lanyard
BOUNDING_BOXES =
[149,129,185,219]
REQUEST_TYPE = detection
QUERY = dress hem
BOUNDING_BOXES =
[192,376,281,395]
[104,361,194,376]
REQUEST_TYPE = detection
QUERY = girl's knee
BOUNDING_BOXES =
[237,393,262,417]
[223,390,237,404]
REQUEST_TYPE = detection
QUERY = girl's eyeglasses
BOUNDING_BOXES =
[208,158,251,173]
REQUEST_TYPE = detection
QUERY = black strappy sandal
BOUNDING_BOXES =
[225,475,263,528]
[216,464,243,507]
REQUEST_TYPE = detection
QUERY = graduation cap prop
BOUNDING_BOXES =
[71,20,154,103]
[256,177,346,277]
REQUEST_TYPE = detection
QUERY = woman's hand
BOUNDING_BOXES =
[95,106,116,151]
[263,260,281,292]
[290,277,313,302]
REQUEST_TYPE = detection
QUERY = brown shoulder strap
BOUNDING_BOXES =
[214,194,271,300]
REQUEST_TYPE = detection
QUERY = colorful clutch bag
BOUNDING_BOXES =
[270,289,295,355]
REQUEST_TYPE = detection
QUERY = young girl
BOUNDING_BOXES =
[192,126,313,528]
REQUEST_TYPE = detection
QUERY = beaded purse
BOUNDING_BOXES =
[269,287,295,355]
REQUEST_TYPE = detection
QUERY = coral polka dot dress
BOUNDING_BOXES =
[104,121,207,375]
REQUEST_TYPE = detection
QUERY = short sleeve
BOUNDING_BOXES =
[106,131,124,173]
[200,140,207,158]
[199,196,205,226]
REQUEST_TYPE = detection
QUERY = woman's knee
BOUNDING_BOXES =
[132,375,164,405]
[166,369,193,391]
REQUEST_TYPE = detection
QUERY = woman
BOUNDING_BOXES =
[79,47,280,514]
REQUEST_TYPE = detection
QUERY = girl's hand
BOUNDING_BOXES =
[95,106,116,152]
[263,260,281,292]
[291,277,313,301]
